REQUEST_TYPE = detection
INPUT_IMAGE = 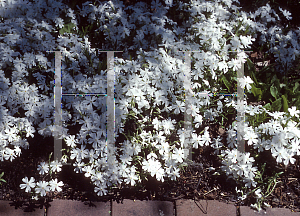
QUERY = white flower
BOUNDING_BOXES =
[243,129,259,146]
[218,60,228,73]
[162,119,175,135]
[172,100,185,114]
[172,148,185,163]
[50,160,62,173]
[290,138,300,155]
[194,114,203,128]
[272,146,288,163]
[65,135,78,148]
[55,17,64,28]
[49,179,64,192]
[20,177,36,193]
[238,152,255,165]
[239,35,255,49]
[283,150,296,166]
[94,184,107,196]
[4,148,15,162]
[279,7,292,20]
[227,58,242,71]
[288,106,300,118]
[230,36,242,51]
[82,165,95,178]
[124,167,138,186]
[237,76,253,91]
[37,162,49,175]
[35,181,50,197]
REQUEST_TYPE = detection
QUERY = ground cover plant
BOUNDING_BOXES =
[0,0,300,213]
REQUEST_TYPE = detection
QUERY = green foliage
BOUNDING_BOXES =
[0,172,6,185]
[245,58,300,113]
[250,85,262,101]
[221,74,231,92]
[59,22,76,35]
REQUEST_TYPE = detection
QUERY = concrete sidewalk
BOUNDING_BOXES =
[0,199,298,216]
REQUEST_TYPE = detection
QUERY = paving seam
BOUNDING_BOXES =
[236,205,240,216]
[110,199,112,216]
[173,200,177,216]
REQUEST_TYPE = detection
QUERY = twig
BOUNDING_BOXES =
[203,186,219,196]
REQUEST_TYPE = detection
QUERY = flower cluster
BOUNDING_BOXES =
[20,160,63,198]
[0,0,299,211]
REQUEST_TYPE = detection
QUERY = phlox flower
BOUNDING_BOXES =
[191,133,203,149]
[236,164,250,177]
[4,127,17,143]
[230,36,243,51]
[49,179,64,192]
[201,127,211,146]
[239,35,255,49]
[237,76,253,91]
[65,135,78,148]
[272,132,288,147]
[288,106,300,118]
[20,177,36,193]
[243,128,259,146]
[226,149,239,164]
[152,117,161,130]
[4,148,15,162]
[218,60,229,74]
[82,165,95,178]
[243,177,257,188]
[279,7,292,20]
[172,100,185,114]
[92,172,105,186]
[186,104,199,116]
[238,152,255,165]
[120,152,132,165]
[272,146,288,163]
[172,148,185,163]
[35,181,50,197]
[37,162,49,175]
[283,150,296,166]
[194,114,203,128]
[94,184,107,196]
[124,166,138,186]
[50,160,62,173]
[54,17,64,28]
[227,58,242,71]
[290,138,300,155]
[162,118,175,135]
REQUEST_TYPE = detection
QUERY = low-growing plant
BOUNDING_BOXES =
[0,0,299,213]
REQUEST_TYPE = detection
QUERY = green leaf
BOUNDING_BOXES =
[0,172,4,178]
[250,85,262,101]
[271,98,282,112]
[293,82,299,94]
[221,74,231,91]
[270,84,278,100]
[59,22,76,35]
[293,98,300,108]
[282,94,289,112]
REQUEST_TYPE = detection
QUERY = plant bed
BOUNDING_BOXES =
[1,0,300,214]
[1,129,300,213]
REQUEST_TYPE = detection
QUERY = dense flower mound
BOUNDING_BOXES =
[0,0,299,211]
